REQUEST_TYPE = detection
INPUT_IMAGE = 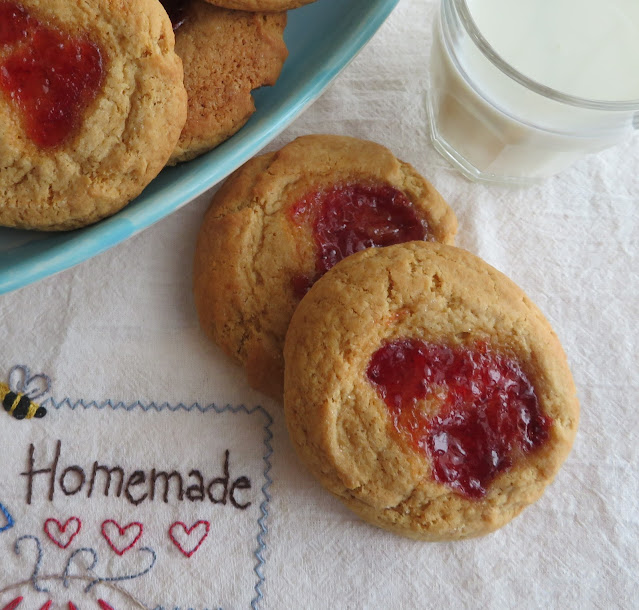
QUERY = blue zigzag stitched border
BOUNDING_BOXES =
[40,396,274,610]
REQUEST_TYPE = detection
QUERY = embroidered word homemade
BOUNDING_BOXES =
[0,368,272,609]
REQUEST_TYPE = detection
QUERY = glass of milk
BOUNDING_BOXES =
[427,0,639,184]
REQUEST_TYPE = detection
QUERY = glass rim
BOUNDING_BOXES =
[451,0,639,112]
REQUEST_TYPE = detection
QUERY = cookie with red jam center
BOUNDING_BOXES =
[0,0,187,230]
[193,135,457,398]
[283,242,579,540]
[0,2,104,149]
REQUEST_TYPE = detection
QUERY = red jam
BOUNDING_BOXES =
[289,182,429,298]
[366,339,551,499]
[0,2,104,148]
[0,2,30,45]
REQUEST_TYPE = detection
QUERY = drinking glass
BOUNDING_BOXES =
[426,0,639,184]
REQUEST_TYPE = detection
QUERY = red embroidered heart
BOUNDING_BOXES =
[101,520,143,556]
[43,517,81,549]
[367,339,552,499]
[169,520,210,558]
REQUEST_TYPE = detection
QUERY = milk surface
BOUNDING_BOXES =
[467,0,639,102]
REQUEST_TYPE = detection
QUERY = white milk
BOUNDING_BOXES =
[469,0,639,102]
[427,0,639,182]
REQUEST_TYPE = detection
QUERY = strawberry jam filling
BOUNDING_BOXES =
[0,2,30,45]
[0,1,104,148]
[289,182,429,298]
[366,339,551,499]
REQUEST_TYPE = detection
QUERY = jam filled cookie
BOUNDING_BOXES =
[0,0,187,230]
[193,135,457,398]
[202,0,316,12]
[284,242,579,541]
[166,1,288,164]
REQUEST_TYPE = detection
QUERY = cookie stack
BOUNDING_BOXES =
[193,134,579,541]
[0,0,293,230]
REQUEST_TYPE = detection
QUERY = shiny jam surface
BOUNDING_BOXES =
[366,339,551,499]
[0,2,104,148]
[0,2,30,45]
[289,182,429,298]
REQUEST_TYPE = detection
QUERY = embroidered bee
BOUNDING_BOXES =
[1,365,49,420]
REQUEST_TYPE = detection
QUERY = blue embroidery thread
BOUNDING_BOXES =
[0,502,14,533]
[63,547,99,588]
[85,546,157,593]
[34,395,274,610]
[14,535,48,593]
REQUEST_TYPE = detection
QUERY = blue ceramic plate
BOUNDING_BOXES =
[0,0,399,294]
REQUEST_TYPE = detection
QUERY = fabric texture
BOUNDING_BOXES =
[0,0,637,607]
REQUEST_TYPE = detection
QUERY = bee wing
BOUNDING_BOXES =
[8,365,29,394]
[9,365,50,400]
[23,374,51,400]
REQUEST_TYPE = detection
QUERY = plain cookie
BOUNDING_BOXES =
[202,0,316,12]
[284,242,579,540]
[168,1,288,164]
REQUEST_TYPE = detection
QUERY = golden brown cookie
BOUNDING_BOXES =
[168,1,288,164]
[0,0,187,230]
[202,0,315,12]
[193,135,457,398]
[284,242,579,541]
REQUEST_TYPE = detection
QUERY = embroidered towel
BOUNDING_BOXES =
[0,0,637,608]
[0,377,271,608]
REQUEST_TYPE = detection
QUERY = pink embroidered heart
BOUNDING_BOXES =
[101,520,143,556]
[169,520,210,558]
[44,517,81,549]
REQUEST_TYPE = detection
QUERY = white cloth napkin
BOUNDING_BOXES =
[1,0,638,607]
